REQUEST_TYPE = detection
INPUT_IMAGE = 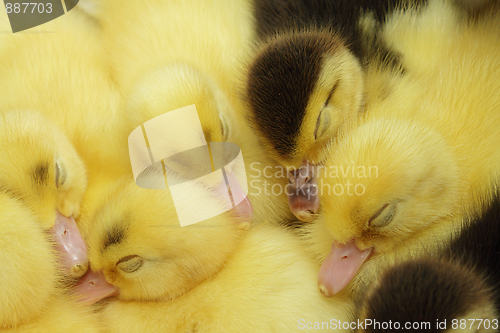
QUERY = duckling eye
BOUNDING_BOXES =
[314,82,338,140]
[117,255,144,273]
[368,203,396,228]
[220,115,229,140]
[55,159,67,188]
[314,109,331,140]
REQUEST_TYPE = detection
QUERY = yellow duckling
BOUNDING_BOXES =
[0,8,132,254]
[0,111,88,278]
[0,193,102,332]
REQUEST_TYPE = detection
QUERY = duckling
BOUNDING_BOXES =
[246,0,429,221]
[0,111,89,278]
[0,193,102,332]
[88,0,292,225]
[0,8,132,264]
[308,0,500,297]
[355,193,500,332]
[81,176,354,331]
[82,175,252,303]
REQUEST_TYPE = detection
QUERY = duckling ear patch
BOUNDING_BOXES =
[102,226,126,250]
[32,162,50,185]
[128,104,251,227]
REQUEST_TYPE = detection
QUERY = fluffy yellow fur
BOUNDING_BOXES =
[0,194,102,332]
[0,9,131,180]
[89,0,292,224]
[95,222,354,333]
[307,0,500,294]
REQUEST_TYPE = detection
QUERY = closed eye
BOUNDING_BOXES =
[314,82,338,140]
[324,81,339,108]
[117,255,144,273]
[55,159,66,188]
[368,203,397,228]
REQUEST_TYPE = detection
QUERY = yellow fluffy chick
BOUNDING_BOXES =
[82,176,354,331]
[85,0,292,225]
[83,175,253,303]
[0,8,134,247]
[0,111,86,228]
[247,31,364,222]
[0,193,102,332]
[0,111,89,277]
[306,0,500,297]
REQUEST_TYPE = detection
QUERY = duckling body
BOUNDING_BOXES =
[307,0,500,297]
[246,0,490,222]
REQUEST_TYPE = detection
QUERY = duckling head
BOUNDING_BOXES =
[0,111,87,225]
[0,111,89,277]
[126,63,233,148]
[247,31,364,221]
[86,175,252,302]
[247,30,364,167]
[314,118,461,296]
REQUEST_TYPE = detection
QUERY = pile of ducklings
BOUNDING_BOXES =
[1,0,499,332]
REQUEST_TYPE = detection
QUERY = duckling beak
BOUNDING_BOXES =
[287,160,320,222]
[73,268,119,305]
[317,240,372,297]
[49,213,89,278]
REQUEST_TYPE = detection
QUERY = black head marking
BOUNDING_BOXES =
[32,162,50,185]
[102,225,126,251]
[247,32,341,158]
